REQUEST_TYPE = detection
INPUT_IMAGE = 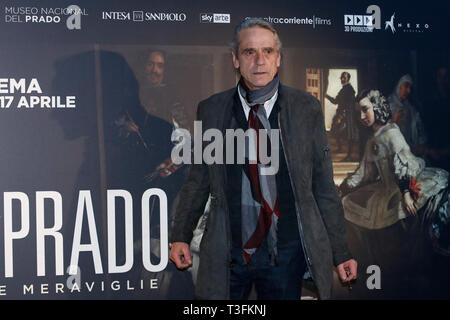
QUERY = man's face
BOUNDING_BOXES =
[232,26,281,91]
[145,52,165,86]
[340,73,349,85]
[398,81,411,100]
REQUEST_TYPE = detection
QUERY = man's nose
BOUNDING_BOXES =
[360,111,366,119]
[255,51,265,65]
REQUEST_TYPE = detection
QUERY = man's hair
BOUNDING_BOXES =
[341,71,351,80]
[230,18,282,55]
[140,48,167,66]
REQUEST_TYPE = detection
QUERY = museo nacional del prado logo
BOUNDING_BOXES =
[4,4,86,30]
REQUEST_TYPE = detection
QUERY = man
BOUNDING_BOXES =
[325,72,358,161]
[388,74,427,154]
[113,49,194,299]
[139,49,190,131]
[145,50,165,87]
[118,49,190,224]
[169,18,357,300]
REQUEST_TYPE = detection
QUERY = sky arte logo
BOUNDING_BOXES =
[200,13,230,24]
[344,5,381,33]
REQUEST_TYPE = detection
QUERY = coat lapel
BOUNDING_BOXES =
[277,84,293,156]
[210,88,237,202]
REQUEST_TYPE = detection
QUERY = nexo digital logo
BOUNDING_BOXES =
[200,13,230,24]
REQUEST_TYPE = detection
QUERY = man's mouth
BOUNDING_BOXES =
[149,73,161,79]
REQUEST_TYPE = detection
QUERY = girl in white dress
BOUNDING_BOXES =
[339,89,449,298]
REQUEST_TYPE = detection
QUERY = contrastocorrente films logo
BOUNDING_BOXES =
[4,4,86,30]
[245,15,332,28]
[344,4,430,33]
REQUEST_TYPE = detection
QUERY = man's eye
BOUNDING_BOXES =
[264,48,273,54]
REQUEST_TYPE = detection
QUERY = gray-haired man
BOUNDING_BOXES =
[169,18,357,300]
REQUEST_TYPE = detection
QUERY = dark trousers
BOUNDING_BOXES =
[229,243,306,300]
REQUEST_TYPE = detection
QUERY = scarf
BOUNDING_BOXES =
[238,75,280,265]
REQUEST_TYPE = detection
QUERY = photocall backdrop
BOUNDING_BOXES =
[0,0,449,299]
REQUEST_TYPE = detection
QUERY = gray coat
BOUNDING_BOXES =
[170,84,352,299]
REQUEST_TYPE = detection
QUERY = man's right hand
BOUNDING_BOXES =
[170,242,193,270]
[123,119,140,133]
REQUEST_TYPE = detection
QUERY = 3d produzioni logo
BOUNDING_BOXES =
[344,4,381,33]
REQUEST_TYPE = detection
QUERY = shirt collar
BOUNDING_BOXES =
[237,87,278,120]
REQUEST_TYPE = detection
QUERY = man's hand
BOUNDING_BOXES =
[337,259,357,283]
[123,119,140,133]
[169,242,193,270]
[118,119,140,139]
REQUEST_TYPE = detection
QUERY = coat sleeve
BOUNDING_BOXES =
[311,100,353,266]
[169,101,211,244]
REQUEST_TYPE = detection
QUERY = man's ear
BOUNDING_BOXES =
[232,51,240,69]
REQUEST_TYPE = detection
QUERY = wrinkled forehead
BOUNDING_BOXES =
[238,26,278,50]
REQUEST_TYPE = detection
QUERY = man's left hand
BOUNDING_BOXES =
[337,259,357,283]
